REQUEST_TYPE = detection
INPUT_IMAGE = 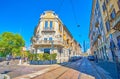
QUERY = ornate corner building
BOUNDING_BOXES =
[30,11,82,63]
[89,0,120,62]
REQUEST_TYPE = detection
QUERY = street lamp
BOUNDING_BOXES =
[50,40,54,64]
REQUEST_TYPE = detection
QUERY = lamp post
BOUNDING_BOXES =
[50,40,54,64]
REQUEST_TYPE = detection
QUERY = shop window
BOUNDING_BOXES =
[44,48,50,54]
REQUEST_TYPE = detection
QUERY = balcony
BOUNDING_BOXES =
[92,31,102,46]
[41,27,55,33]
[33,40,64,47]
[112,12,120,31]
[98,32,101,39]
[95,20,99,27]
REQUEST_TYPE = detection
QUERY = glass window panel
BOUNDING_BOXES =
[50,21,53,29]
[45,21,48,29]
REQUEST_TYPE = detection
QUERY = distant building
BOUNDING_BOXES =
[30,11,82,62]
[86,49,91,55]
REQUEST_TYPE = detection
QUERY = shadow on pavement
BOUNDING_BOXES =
[59,57,112,79]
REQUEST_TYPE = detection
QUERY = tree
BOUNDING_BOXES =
[0,32,25,57]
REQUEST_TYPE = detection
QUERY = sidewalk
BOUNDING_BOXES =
[13,64,61,79]
[96,60,120,79]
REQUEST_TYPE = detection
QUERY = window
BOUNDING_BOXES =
[102,2,106,11]
[117,35,120,50]
[49,37,52,41]
[118,0,120,9]
[59,24,62,32]
[98,27,101,33]
[100,22,103,30]
[106,0,109,4]
[110,9,116,19]
[105,20,110,32]
[50,21,53,29]
[44,38,47,41]
[96,1,99,10]
[45,21,48,29]
[95,9,97,15]
[36,37,39,41]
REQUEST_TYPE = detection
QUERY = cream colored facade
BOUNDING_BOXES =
[89,0,108,61]
[90,0,120,62]
[31,11,81,63]
[98,0,120,61]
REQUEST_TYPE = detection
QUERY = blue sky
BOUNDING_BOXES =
[0,0,92,50]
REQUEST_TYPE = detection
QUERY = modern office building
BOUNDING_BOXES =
[31,11,82,62]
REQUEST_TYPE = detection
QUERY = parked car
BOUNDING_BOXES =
[69,56,82,62]
[87,55,95,61]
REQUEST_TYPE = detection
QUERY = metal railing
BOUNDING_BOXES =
[42,28,55,32]
[35,40,64,45]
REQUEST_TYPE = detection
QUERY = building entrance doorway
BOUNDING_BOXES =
[44,48,50,54]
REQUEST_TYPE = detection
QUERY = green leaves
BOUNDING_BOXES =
[28,53,57,61]
[0,32,25,57]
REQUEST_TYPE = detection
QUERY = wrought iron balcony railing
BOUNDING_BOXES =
[34,40,64,46]
[41,28,55,32]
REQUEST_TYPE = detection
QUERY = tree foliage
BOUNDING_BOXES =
[0,32,25,57]
[28,53,57,61]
